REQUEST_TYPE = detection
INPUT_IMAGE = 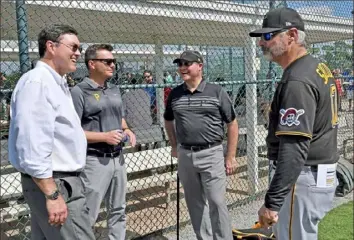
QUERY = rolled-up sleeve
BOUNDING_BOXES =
[12,81,55,178]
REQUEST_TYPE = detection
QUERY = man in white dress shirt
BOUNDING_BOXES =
[8,24,95,240]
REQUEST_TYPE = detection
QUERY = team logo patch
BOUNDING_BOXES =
[93,93,100,101]
[279,108,305,126]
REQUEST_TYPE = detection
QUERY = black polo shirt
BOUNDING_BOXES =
[71,77,124,152]
[164,80,236,145]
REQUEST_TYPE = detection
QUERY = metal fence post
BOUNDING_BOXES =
[245,37,259,194]
[154,38,164,125]
[16,0,30,74]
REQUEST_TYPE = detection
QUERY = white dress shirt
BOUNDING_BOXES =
[8,61,87,178]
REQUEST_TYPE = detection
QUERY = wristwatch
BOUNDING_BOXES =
[45,189,60,200]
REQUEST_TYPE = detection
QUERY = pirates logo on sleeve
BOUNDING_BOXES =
[279,108,305,126]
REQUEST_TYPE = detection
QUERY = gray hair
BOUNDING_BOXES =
[280,30,306,47]
[38,24,78,58]
[297,30,306,47]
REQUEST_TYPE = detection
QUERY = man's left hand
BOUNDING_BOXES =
[124,129,136,147]
[258,204,278,229]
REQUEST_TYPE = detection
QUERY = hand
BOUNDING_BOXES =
[105,130,123,145]
[258,204,278,229]
[47,195,68,226]
[171,147,178,158]
[124,129,136,147]
[225,156,237,175]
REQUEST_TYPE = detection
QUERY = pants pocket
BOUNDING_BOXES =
[57,177,82,203]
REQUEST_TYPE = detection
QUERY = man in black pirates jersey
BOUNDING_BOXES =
[249,7,339,240]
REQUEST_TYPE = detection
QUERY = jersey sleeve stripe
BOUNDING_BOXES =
[275,131,312,139]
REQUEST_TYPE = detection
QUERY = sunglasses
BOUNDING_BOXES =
[261,29,287,41]
[91,59,116,65]
[56,41,82,53]
[177,61,194,67]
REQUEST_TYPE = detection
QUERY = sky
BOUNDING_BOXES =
[233,1,353,18]
[286,1,353,18]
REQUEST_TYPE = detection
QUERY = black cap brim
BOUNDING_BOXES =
[173,58,182,64]
[249,27,284,37]
[173,57,203,64]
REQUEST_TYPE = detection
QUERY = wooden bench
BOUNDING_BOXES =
[0,145,178,216]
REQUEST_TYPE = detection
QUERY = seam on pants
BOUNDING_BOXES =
[288,185,296,240]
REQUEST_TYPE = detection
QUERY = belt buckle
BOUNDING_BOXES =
[191,146,201,151]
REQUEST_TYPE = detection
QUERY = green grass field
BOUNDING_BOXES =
[319,201,353,240]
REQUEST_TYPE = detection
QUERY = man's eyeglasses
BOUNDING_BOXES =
[91,59,116,65]
[261,29,287,41]
[177,61,194,67]
[56,41,82,53]
[143,75,151,78]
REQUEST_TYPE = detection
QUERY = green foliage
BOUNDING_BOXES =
[321,41,352,70]
[3,72,22,89]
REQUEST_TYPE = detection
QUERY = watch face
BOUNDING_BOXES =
[52,190,59,200]
[47,190,60,200]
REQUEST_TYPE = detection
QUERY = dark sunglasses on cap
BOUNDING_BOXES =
[91,59,116,65]
[261,29,288,41]
[177,61,195,67]
[55,41,82,53]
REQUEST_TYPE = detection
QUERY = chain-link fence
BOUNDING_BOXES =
[1,0,353,239]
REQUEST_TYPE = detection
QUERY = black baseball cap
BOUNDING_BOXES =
[249,7,305,37]
[173,50,203,64]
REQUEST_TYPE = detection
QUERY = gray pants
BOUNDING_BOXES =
[21,175,95,240]
[80,154,127,240]
[178,144,232,240]
[270,163,337,240]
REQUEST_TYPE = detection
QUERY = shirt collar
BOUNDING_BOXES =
[183,79,206,93]
[83,77,113,89]
[36,61,66,86]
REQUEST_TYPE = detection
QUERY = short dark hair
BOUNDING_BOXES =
[143,70,152,76]
[38,24,78,58]
[84,44,113,69]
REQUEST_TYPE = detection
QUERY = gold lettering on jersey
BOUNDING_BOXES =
[330,84,338,127]
[316,63,333,84]
[93,93,100,101]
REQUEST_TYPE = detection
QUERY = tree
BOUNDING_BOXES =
[320,41,352,71]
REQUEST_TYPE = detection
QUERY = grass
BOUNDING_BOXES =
[319,201,353,240]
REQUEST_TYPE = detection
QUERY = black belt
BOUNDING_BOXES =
[21,171,81,179]
[180,142,222,151]
[87,149,121,158]
[273,162,318,172]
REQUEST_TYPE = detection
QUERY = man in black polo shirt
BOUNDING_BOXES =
[249,8,339,240]
[164,50,238,240]
[71,44,136,240]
